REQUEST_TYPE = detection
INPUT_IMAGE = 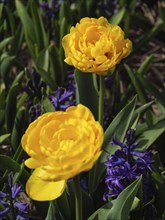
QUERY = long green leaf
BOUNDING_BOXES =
[30,0,48,51]
[0,155,29,184]
[103,96,137,152]
[36,48,49,72]
[15,0,36,58]
[35,66,56,90]
[107,176,142,220]
[87,202,113,220]
[130,101,154,127]
[125,64,148,104]
[10,24,24,55]
[138,75,165,107]
[5,6,15,35]
[88,96,137,193]
[0,56,15,80]
[0,133,10,144]
[136,119,165,151]
[49,44,64,86]
[109,7,126,25]
[0,36,14,51]
[45,201,64,220]
[74,70,99,119]
[11,108,26,151]
[5,71,25,132]
[133,19,164,52]
[137,55,154,75]
[88,177,142,220]
[5,83,18,131]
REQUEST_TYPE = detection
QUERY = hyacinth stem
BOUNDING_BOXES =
[98,76,105,126]
[73,175,82,220]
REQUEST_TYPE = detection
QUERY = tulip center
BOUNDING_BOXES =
[105,52,112,59]
[85,26,100,45]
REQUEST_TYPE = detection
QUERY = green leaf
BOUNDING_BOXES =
[137,55,154,75]
[11,107,26,151]
[59,0,71,25]
[12,70,25,87]
[151,153,165,216]
[125,64,148,104]
[5,84,18,131]
[86,0,98,15]
[0,3,4,20]
[48,44,61,85]
[59,17,69,78]
[107,176,142,220]
[104,96,137,152]
[36,66,56,90]
[36,49,49,72]
[45,201,64,220]
[0,56,15,80]
[0,36,14,51]
[0,133,10,144]
[10,24,24,55]
[130,101,154,127]
[109,8,126,25]
[137,75,165,107]
[41,96,55,113]
[130,196,140,211]
[74,70,98,119]
[56,191,71,220]
[133,20,164,52]
[88,202,113,220]
[136,119,165,151]
[88,177,142,220]
[30,0,48,51]
[159,6,165,23]
[88,96,137,193]
[0,155,29,184]
[15,0,36,58]
[5,71,25,132]
[5,6,16,35]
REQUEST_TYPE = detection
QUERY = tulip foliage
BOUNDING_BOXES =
[0,1,165,220]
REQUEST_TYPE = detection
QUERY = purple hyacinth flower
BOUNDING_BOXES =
[49,71,76,111]
[104,128,153,202]
[0,173,29,219]
[41,1,54,18]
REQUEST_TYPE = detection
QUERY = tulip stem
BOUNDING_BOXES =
[73,175,82,220]
[98,76,104,126]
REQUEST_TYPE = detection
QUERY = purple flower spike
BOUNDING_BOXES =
[49,71,76,111]
[104,128,153,202]
[0,172,29,219]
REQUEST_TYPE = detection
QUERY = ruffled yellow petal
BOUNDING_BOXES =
[21,104,103,201]
[26,169,66,201]
[24,158,42,169]
[62,16,132,75]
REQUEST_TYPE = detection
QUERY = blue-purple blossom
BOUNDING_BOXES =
[49,71,76,111]
[24,68,45,122]
[40,0,62,18]
[103,129,153,201]
[24,68,46,107]
[28,103,42,122]
[0,173,29,219]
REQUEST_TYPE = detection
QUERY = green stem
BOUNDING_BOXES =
[73,175,82,220]
[98,75,105,126]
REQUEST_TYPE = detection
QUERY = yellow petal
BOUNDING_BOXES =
[26,169,66,201]
[24,158,42,169]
